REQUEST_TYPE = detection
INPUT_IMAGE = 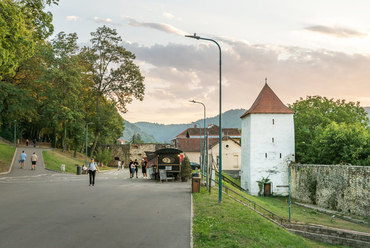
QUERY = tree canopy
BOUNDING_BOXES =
[289,96,370,165]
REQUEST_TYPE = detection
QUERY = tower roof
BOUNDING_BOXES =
[241,82,294,118]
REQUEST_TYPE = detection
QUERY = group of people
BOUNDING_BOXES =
[19,151,38,170]
[128,158,148,179]
[25,139,37,147]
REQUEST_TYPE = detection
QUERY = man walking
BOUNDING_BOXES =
[88,158,100,186]
[30,152,38,170]
[19,151,27,169]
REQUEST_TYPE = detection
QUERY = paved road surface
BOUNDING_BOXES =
[0,148,192,248]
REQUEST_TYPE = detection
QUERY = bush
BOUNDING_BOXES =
[180,155,192,179]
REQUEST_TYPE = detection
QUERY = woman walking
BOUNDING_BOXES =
[88,158,100,186]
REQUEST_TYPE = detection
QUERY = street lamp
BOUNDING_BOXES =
[189,100,207,187]
[14,120,16,147]
[85,123,94,167]
[185,33,223,203]
[286,159,292,222]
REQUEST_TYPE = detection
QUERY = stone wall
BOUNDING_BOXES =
[290,164,370,217]
[98,143,170,167]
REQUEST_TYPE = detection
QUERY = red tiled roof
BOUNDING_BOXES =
[175,138,219,152]
[241,83,294,118]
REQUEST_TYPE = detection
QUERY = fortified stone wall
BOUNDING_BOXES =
[98,143,171,167]
[290,164,370,217]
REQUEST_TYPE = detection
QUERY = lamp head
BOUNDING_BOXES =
[185,33,200,40]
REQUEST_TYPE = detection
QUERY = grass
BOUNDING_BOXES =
[42,149,114,174]
[193,187,349,248]
[0,141,16,173]
[217,174,370,233]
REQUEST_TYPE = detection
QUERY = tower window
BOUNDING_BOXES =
[265,153,267,158]
[272,138,275,143]
[272,119,275,125]
[280,153,282,158]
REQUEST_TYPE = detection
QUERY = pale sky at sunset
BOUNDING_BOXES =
[47,0,370,124]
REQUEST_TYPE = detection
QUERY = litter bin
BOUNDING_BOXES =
[192,176,200,193]
[77,166,82,175]
[61,164,65,171]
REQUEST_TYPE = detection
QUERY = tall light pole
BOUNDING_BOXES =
[189,100,207,187]
[185,33,223,203]
[287,159,292,222]
[85,123,94,167]
[14,120,16,147]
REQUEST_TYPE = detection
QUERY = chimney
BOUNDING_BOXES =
[194,124,197,128]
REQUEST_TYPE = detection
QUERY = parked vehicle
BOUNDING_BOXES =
[190,162,200,170]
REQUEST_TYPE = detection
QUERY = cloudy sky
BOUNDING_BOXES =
[47,0,370,124]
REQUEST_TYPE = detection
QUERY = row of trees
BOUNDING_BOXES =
[0,0,145,157]
[290,96,370,166]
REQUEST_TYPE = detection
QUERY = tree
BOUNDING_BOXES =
[311,122,370,166]
[0,0,59,79]
[180,155,192,179]
[130,133,144,144]
[289,96,370,163]
[84,25,145,154]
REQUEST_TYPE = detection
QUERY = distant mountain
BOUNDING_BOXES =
[120,120,157,143]
[133,109,247,143]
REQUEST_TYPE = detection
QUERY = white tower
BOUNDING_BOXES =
[240,82,295,196]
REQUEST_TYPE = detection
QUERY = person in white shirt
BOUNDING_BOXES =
[88,158,100,186]
[30,152,38,170]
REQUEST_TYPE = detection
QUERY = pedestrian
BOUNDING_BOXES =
[30,152,38,170]
[141,158,148,178]
[130,160,135,178]
[82,164,87,174]
[32,139,36,147]
[19,151,27,169]
[121,161,125,171]
[88,158,100,186]
[26,139,29,146]
[117,161,121,170]
[134,159,139,178]
[128,160,133,177]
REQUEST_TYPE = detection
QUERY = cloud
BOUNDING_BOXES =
[163,12,174,19]
[126,17,186,36]
[122,39,370,123]
[94,17,113,24]
[303,25,367,38]
[66,16,79,21]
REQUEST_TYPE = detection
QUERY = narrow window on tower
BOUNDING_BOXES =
[272,138,275,143]
[272,119,275,125]
[280,153,282,158]
[265,153,267,158]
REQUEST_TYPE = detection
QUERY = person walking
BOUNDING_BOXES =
[26,139,29,146]
[141,159,148,178]
[134,159,139,178]
[128,160,133,178]
[30,152,38,170]
[130,161,135,179]
[88,158,100,186]
[19,151,27,169]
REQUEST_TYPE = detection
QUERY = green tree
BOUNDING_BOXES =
[130,133,144,144]
[0,0,58,79]
[180,155,192,179]
[311,122,370,166]
[289,96,370,163]
[84,25,145,154]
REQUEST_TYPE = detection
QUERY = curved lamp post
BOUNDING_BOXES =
[189,100,207,187]
[185,33,223,203]
[85,123,94,167]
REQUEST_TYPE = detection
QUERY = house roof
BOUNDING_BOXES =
[241,83,294,118]
[175,125,241,139]
[176,138,220,152]
[209,136,241,149]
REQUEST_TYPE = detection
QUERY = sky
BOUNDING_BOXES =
[46,0,370,124]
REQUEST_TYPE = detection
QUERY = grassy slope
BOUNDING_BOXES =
[193,188,348,248]
[43,149,113,173]
[0,141,16,172]
[220,174,369,233]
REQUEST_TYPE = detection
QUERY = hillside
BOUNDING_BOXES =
[121,120,157,143]
[134,109,246,143]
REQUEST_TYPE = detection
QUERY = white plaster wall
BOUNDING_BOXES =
[210,140,241,170]
[241,116,251,192]
[183,152,201,165]
[241,113,295,195]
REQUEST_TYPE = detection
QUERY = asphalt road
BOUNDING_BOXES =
[0,148,192,248]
